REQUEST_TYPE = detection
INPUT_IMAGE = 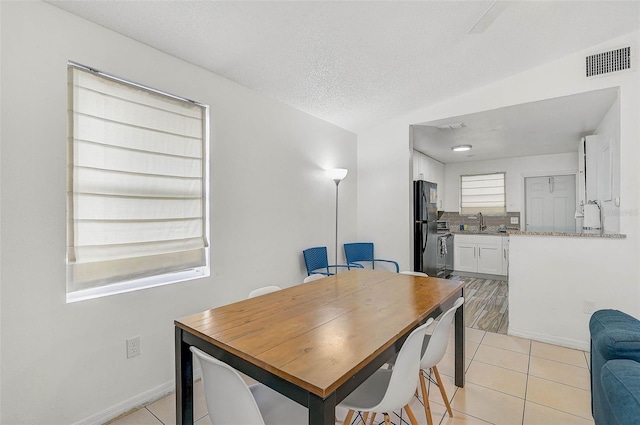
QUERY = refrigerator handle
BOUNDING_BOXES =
[474,247,476,259]
[422,225,428,253]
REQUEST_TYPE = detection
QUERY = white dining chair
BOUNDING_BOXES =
[190,346,308,425]
[400,271,429,277]
[248,285,282,298]
[339,318,434,425]
[417,297,465,425]
[303,273,325,283]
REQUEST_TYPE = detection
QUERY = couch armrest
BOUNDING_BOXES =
[595,330,640,363]
[591,310,640,363]
[602,359,640,425]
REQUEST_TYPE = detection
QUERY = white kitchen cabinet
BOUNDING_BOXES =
[413,150,445,210]
[454,234,507,277]
[454,242,477,273]
[580,134,611,202]
[477,242,502,274]
[502,237,510,276]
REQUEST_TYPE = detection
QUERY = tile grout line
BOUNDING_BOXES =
[529,353,590,369]
[521,339,533,425]
[525,399,596,423]
[144,406,165,425]
[439,328,488,424]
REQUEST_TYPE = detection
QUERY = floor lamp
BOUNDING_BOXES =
[327,168,348,266]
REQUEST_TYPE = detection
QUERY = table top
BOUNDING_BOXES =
[175,269,463,398]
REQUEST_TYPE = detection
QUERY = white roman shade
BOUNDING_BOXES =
[460,172,506,215]
[67,64,209,298]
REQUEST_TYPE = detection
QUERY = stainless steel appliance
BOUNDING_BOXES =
[436,233,454,278]
[414,180,438,276]
[437,220,450,232]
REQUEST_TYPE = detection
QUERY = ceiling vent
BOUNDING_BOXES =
[436,122,465,130]
[586,46,631,77]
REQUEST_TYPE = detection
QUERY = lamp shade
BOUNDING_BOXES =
[327,168,348,181]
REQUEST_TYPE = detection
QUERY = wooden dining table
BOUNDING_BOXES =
[175,269,464,425]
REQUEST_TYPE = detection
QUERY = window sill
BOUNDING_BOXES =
[66,266,210,303]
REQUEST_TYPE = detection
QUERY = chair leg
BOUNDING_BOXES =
[343,409,355,425]
[383,413,392,425]
[404,404,420,425]
[419,370,434,425]
[368,412,376,425]
[433,366,453,417]
[362,412,369,424]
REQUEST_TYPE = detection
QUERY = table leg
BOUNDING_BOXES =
[309,392,336,425]
[454,297,465,387]
[175,327,194,425]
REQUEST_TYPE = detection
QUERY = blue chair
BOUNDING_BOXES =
[302,246,361,276]
[343,242,399,273]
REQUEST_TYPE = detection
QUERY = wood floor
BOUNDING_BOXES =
[449,274,508,334]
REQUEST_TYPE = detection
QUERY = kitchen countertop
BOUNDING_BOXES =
[450,230,509,236]
[507,230,626,238]
[450,230,626,238]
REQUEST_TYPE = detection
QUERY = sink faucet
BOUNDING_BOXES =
[478,212,486,231]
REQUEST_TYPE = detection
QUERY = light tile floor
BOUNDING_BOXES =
[108,328,594,425]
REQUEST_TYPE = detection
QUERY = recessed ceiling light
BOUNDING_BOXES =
[451,144,472,152]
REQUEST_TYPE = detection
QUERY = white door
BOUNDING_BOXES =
[525,175,576,232]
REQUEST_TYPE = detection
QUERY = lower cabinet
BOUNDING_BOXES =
[502,237,510,276]
[454,242,477,273]
[454,234,507,276]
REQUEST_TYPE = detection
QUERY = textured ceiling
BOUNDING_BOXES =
[413,88,619,163]
[47,1,640,133]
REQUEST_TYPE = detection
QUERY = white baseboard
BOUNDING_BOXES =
[453,271,507,281]
[72,368,202,425]
[508,327,590,352]
[71,381,174,425]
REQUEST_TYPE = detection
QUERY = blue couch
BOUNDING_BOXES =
[589,309,640,425]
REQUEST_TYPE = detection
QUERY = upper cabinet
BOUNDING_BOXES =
[576,93,620,233]
[580,135,612,203]
[413,150,445,209]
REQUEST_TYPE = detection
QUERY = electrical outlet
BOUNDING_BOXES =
[510,217,519,224]
[127,336,141,359]
[583,300,596,315]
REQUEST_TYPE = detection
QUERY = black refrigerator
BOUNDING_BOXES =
[414,180,438,276]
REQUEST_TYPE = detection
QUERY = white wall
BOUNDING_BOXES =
[508,234,634,350]
[357,121,413,269]
[0,2,357,424]
[0,1,3,418]
[443,152,578,214]
[358,31,640,348]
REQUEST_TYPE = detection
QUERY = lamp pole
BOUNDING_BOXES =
[333,179,341,265]
[327,168,348,266]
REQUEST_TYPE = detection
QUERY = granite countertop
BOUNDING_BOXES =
[450,230,509,236]
[450,229,626,238]
[507,230,626,239]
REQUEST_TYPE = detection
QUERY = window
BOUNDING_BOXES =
[460,172,506,215]
[66,62,210,302]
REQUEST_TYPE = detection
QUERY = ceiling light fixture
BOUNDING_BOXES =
[451,145,472,152]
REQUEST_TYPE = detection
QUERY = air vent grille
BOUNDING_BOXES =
[586,47,631,77]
